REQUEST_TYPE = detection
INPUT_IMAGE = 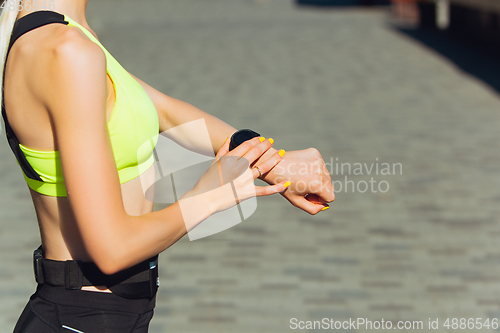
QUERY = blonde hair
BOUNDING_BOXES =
[0,1,21,134]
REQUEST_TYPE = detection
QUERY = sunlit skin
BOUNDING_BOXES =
[3,0,334,292]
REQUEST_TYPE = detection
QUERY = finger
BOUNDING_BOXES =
[311,178,335,203]
[251,149,285,179]
[304,193,335,210]
[318,157,335,202]
[289,195,330,215]
[305,193,327,205]
[215,137,231,162]
[228,136,266,156]
[226,136,265,158]
[318,160,335,201]
[254,181,291,197]
[241,138,274,164]
[305,170,335,203]
[251,165,265,180]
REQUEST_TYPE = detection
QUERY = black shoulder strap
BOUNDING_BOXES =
[2,11,68,182]
[7,10,68,59]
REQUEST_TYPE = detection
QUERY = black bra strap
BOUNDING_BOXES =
[2,11,68,182]
[7,10,68,59]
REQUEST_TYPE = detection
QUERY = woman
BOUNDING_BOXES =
[1,1,335,332]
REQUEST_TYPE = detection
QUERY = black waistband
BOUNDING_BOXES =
[40,256,157,287]
[34,246,160,299]
[36,283,157,314]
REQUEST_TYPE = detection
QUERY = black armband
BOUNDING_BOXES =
[229,129,261,151]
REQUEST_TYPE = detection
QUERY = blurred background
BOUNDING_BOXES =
[1,0,500,332]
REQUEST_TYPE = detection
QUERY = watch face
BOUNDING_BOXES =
[229,129,261,151]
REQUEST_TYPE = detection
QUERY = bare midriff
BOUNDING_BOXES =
[29,162,156,293]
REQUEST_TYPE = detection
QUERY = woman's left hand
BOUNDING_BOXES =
[258,148,335,215]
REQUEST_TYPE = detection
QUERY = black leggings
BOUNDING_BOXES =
[13,283,156,333]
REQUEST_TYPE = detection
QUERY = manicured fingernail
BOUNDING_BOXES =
[279,149,285,157]
[321,206,330,211]
[268,138,274,144]
[259,137,266,142]
[284,181,291,188]
[224,137,229,143]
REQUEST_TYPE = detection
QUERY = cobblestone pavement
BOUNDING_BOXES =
[2,1,500,332]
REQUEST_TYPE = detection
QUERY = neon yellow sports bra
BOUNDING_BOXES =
[1,11,159,197]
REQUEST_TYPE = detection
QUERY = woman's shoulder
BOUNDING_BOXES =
[46,25,104,71]
[10,22,104,82]
[15,23,106,109]
[12,22,104,88]
[13,22,101,64]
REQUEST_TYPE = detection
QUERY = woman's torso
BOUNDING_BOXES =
[3,12,157,291]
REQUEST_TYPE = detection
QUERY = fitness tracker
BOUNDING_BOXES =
[229,129,261,151]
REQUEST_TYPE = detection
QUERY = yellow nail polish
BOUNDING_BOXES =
[224,137,229,143]
[279,149,285,157]
[259,137,266,142]
[284,181,291,188]
[268,138,274,144]
[321,206,330,211]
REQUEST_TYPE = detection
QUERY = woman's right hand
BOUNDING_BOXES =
[180,136,289,218]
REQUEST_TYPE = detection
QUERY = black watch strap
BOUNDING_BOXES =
[229,129,261,151]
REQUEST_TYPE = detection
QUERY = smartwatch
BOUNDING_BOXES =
[229,129,261,151]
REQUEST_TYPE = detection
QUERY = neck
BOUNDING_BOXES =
[18,0,90,27]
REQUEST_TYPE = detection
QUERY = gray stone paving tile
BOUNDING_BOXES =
[2,0,500,332]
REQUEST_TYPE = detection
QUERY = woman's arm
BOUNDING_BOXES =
[128,72,335,214]
[128,72,237,156]
[44,34,285,275]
